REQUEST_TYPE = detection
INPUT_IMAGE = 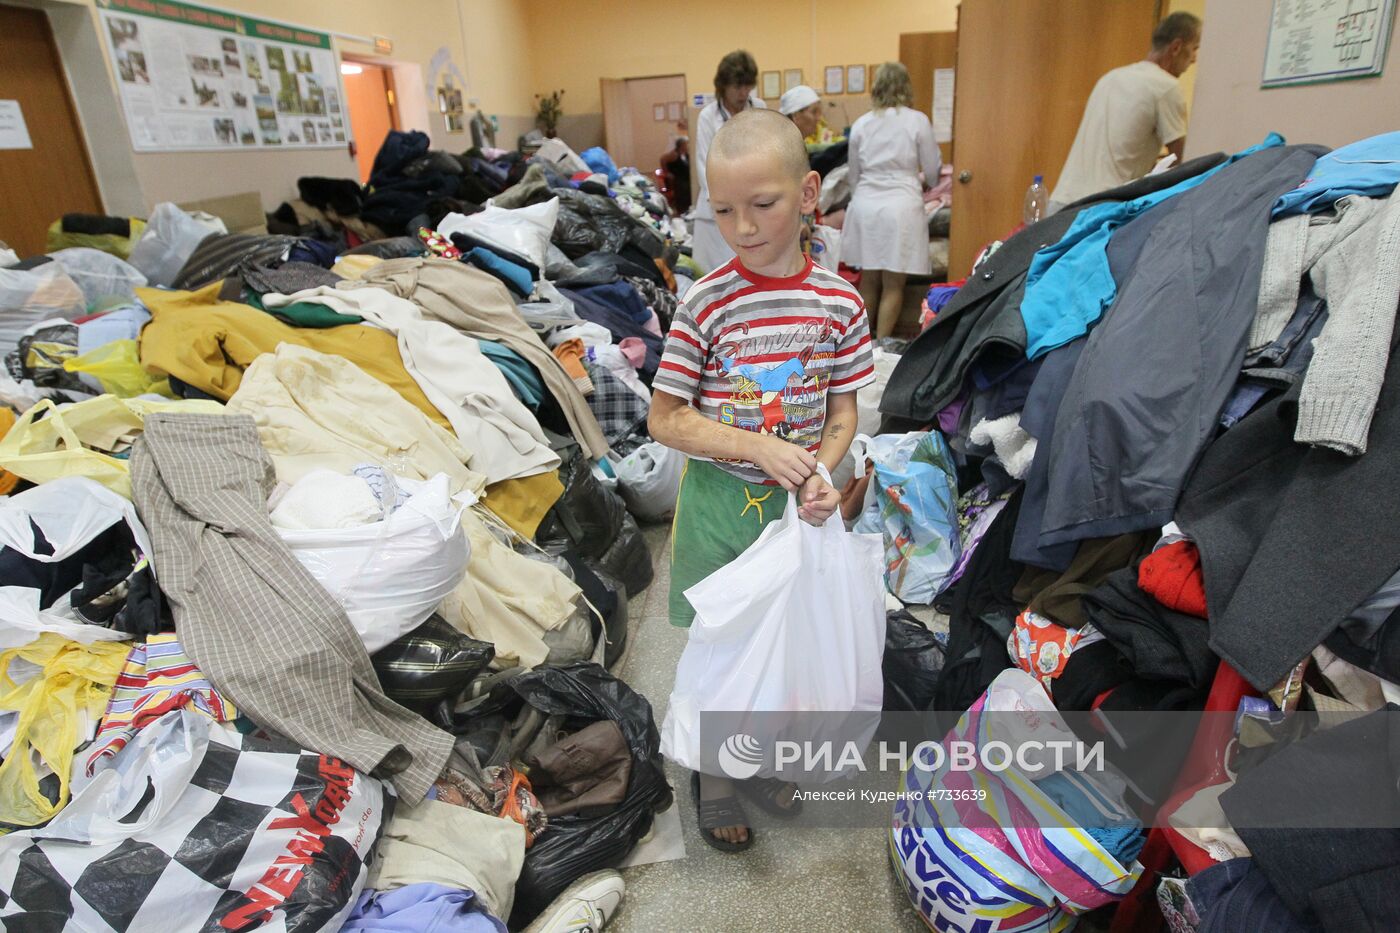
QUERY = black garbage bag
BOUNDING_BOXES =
[536,455,627,561]
[551,188,640,259]
[883,610,947,711]
[587,512,652,597]
[371,614,495,710]
[507,662,673,927]
[562,554,630,668]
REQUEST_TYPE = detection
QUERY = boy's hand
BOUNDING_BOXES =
[797,472,840,526]
[750,435,816,491]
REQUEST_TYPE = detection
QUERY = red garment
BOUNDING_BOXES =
[1138,540,1208,618]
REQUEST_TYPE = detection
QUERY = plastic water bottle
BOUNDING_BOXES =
[1024,175,1048,225]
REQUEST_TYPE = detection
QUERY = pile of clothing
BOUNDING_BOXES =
[877,130,1400,932]
[0,132,692,931]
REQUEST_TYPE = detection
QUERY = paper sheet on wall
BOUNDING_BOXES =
[98,0,347,153]
[0,101,33,151]
[932,68,955,144]
[1262,0,1396,87]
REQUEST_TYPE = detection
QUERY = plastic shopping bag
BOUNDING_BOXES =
[890,670,1143,933]
[660,466,887,775]
[126,202,226,287]
[810,224,842,271]
[63,339,171,398]
[853,431,962,604]
[47,248,148,304]
[0,264,86,352]
[0,395,225,498]
[439,198,559,273]
[0,708,386,933]
[611,442,683,523]
[277,473,471,652]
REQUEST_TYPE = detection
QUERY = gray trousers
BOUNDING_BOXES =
[131,413,451,800]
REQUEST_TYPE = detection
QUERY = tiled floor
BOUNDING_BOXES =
[607,523,928,933]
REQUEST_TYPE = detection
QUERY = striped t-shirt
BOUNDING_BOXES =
[654,256,875,484]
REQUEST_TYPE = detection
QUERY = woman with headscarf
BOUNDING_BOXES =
[841,62,941,338]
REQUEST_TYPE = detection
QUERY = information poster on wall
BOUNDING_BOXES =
[97,0,346,151]
[1262,0,1395,87]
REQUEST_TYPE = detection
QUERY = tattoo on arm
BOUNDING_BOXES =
[824,420,847,437]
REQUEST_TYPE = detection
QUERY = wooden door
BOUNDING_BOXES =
[899,31,958,164]
[600,78,631,167]
[0,4,104,257]
[947,0,1162,278]
[343,61,397,184]
[622,75,686,174]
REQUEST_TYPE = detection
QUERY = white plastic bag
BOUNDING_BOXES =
[47,248,147,304]
[127,202,226,287]
[438,197,559,272]
[275,473,471,651]
[810,224,842,271]
[0,476,155,575]
[661,466,887,774]
[612,442,683,522]
[0,263,86,351]
[0,709,386,933]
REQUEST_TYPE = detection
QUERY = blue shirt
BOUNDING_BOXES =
[1021,134,1285,360]
[1273,130,1400,217]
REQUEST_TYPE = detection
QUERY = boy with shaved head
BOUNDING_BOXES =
[650,108,875,851]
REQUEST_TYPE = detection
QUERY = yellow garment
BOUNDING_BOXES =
[0,408,17,495]
[45,218,147,259]
[0,633,130,830]
[137,284,451,430]
[0,395,224,499]
[437,512,581,668]
[330,254,385,280]
[483,471,563,539]
[805,119,842,146]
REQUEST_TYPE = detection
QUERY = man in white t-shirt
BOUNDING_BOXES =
[1048,12,1202,212]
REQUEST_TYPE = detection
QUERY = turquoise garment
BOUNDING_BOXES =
[477,338,544,409]
[1273,130,1400,217]
[1037,771,1145,865]
[463,248,533,298]
[1021,134,1285,360]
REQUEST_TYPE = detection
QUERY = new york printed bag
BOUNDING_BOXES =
[0,708,388,933]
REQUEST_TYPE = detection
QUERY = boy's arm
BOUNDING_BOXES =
[815,390,859,475]
[796,390,858,524]
[649,392,816,491]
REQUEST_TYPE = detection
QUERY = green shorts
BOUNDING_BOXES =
[668,458,788,627]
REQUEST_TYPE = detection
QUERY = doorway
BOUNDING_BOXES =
[600,74,687,174]
[0,3,104,257]
[341,58,399,184]
[946,0,1161,279]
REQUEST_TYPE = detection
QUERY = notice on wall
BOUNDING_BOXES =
[932,68,955,144]
[97,0,347,151]
[0,101,33,150]
[1263,0,1396,87]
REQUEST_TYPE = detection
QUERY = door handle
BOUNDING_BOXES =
[958,170,973,184]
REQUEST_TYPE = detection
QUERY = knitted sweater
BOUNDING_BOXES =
[1252,194,1400,455]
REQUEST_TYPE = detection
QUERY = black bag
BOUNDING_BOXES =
[371,614,495,709]
[562,554,629,669]
[883,610,947,712]
[586,513,652,598]
[537,455,627,561]
[507,663,672,927]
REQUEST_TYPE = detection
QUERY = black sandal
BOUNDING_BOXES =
[737,776,804,818]
[690,771,754,852]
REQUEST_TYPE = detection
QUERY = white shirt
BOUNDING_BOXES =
[693,95,767,221]
[1050,61,1188,206]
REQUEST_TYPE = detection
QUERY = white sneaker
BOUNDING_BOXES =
[522,870,626,933]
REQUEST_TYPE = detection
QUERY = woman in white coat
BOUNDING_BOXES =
[692,50,764,274]
[842,62,941,338]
